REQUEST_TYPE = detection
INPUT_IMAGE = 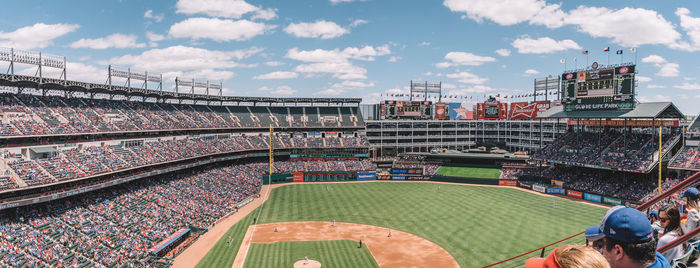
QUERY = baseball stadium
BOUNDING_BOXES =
[1,1,699,268]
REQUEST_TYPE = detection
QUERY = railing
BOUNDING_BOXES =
[482,170,700,267]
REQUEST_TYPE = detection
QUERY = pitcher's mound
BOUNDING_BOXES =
[293,259,321,268]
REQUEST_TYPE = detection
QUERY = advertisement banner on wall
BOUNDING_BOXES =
[498,180,518,186]
[509,102,537,120]
[380,103,385,120]
[292,172,304,183]
[391,168,408,174]
[533,185,547,193]
[603,196,624,206]
[550,179,565,188]
[566,190,583,199]
[535,101,551,117]
[546,187,566,195]
[435,102,447,120]
[392,175,406,180]
[357,172,377,181]
[448,103,473,120]
[518,182,532,189]
[584,193,602,203]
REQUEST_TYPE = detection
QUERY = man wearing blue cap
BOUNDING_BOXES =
[680,187,700,237]
[587,206,670,268]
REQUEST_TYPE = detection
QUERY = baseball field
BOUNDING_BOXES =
[195,182,606,267]
[435,166,503,179]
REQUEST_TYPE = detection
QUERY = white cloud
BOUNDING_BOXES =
[318,80,375,95]
[330,0,361,4]
[144,10,164,22]
[18,62,106,83]
[103,45,262,80]
[446,71,488,84]
[169,18,272,42]
[175,0,258,18]
[182,69,235,81]
[641,55,679,77]
[253,71,298,79]
[674,83,700,91]
[69,34,146,49]
[284,21,349,39]
[443,0,549,26]
[685,77,696,81]
[511,37,581,54]
[673,8,700,51]
[638,95,672,102]
[0,23,79,49]
[252,8,278,20]
[350,19,368,28]
[442,83,456,89]
[495,49,511,56]
[260,85,296,95]
[445,1,681,49]
[286,45,391,80]
[636,76,652,82]
[565,7,679,47]
[436,52,496,68]
[419,41,431,46]
[647,84,665,89]
[145,32,165,47]
[264,61,285,67]
[388,56,401,62]
[523,69,540,76]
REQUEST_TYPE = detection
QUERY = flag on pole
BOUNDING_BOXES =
[616,49,623,54]
[582,50,589,55]
[560,59,566,63]
[604,47,610,52]
[631,47,637,53]
[573,57,577,62]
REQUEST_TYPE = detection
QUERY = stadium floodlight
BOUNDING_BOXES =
[0,47,67,85]
[533,76,560,101]
[410,80,442,102]
[175,77,223,96]
[107,65,163,91]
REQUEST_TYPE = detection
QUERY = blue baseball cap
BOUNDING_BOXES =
[648,211,658,219]
[585,225,602,241]
[586,206,654,243]
[681,188,699,200]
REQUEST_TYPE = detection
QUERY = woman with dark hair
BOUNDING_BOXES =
[657,206,686,261]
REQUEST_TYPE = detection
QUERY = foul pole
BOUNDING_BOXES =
[658,127,663,195]
[269,124,273,185]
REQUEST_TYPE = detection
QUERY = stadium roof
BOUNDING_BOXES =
[539,102,684,119]
[690,114,700,131]
[0,73,362,104]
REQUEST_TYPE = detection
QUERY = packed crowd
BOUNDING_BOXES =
[393,155,441,175]
[273,159,376,173]
[518,166,659,201]
[0,162,264,267]
[2,135,370,190]
[669,146,700,170]
[533,129,681,171]
[0,93,363,136]
[499,168,523,180]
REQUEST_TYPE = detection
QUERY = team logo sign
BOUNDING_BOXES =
[618,67,629,74]
[565,73,574,79]
[591,62,599,69]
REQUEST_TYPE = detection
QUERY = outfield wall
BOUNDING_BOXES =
[517,181,631,206]
[429,175,500,185]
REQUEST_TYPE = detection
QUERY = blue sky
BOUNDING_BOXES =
[0,0,699,115]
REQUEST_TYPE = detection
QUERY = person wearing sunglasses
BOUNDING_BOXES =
[657,206,685,261]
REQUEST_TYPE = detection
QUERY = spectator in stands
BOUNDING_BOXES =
[586,225,605,251]
[680,187,700,239]
[586,206,670,268]
[526,244,610,268]
[648,211,662,239]
[656,206,685,261]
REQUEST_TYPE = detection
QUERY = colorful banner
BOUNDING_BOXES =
[292,172,304,182]
[535,101,551,117]
[567,119,680,127]
[533,184,547,193]
[546,187,566,195]
[435,102,447,120]
[391,168,408,174]
[392,175,406,180]
[498,180,518,186]
[357,172,377,181]
[584,193,602,203]
[509,102,537,120]
[518,182,532,189]
[551,179,565,188]
[602,196,623,206]
[448,103,473,120]
[566,190,583,199]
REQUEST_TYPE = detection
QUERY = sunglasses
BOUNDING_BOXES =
[659,217,669,223]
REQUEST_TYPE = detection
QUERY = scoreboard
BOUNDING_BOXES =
[382,100,432,119]
[561,64,635,111]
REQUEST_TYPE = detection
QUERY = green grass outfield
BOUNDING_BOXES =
[197,182,606,268]
[243,240,378,268]
[436,166,502,179]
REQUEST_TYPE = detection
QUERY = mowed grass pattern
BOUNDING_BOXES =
[198,182,606,267]
[436,166,502,179]
[243,240,378,268]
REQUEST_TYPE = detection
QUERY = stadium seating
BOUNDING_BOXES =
[0,93,362,136]
[0,163,264,267]
[670,147,700,170]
